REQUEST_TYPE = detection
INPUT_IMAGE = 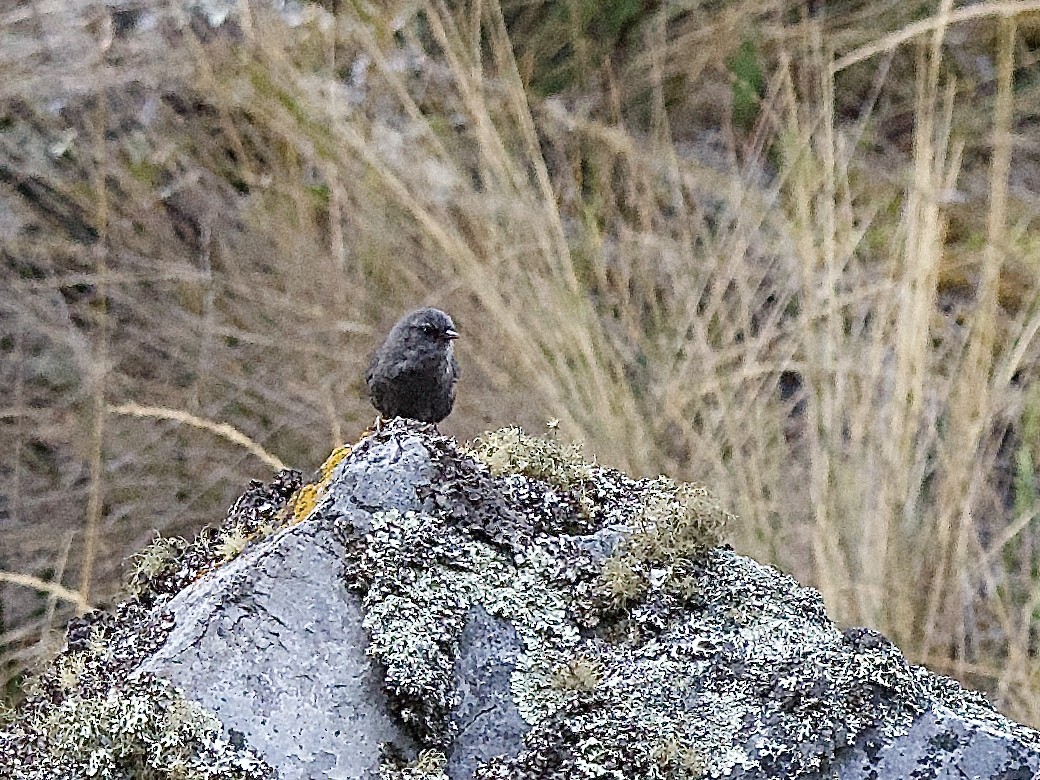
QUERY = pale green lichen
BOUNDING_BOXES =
[587,475,732,614]
[54,654,87,694]
[34,674,267,780]
[599,554,646,605]
[551,655,602,691]
[215,527,251,562]
[126,535,187,597]
[3,669,271,780]
[624,478,732,560]
[2,591,272,779]
[346,507,585,739]
[381,748,449,780]
[467,427,594,490]
[353,508,504,742]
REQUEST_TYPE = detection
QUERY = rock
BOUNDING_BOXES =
[138,512,410,778]
[2,420,1038,779]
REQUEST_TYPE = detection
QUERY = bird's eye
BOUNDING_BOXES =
[420,323,435,334]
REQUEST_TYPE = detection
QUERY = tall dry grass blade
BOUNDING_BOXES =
[773,35,853,618]
[109,403,289,471]
[79,87,111,607]
[0,573,90,613]
[921,13,1013,662]
[975,14,1020,695]
[831,1,1040,73]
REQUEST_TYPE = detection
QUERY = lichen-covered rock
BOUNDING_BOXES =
[2,420,1038,779]
[0,474,306,780]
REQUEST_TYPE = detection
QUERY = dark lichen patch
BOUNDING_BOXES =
[474,692,704,780]
[419,449,539,553]
[0,471,303,780]
[127,469,303,604]
[465,427,733,545]
[378,422,593,541]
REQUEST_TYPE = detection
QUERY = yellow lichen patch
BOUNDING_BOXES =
[291,444,353,522]
[320,444,353,482]
[291,483,321,521]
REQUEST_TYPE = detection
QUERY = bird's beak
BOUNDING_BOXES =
[445,328,460,340]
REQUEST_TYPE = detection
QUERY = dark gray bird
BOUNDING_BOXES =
[366,307,460,424]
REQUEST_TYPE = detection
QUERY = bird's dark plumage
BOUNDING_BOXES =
[366,307,460,423]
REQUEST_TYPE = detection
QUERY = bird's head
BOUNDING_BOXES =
[392,307,459,357]
[407,307,459,341]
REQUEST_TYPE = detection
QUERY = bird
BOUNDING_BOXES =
[366,307,460,424]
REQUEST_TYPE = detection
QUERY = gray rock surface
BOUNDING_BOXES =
[448,607,528,780]
[3,421,1039,780]
[827,705,1040,780]
[139,511,410,779]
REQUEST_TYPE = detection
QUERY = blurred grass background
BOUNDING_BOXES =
[3,0,1040,725]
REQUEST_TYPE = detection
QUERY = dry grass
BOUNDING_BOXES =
[2,0,1040,727]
